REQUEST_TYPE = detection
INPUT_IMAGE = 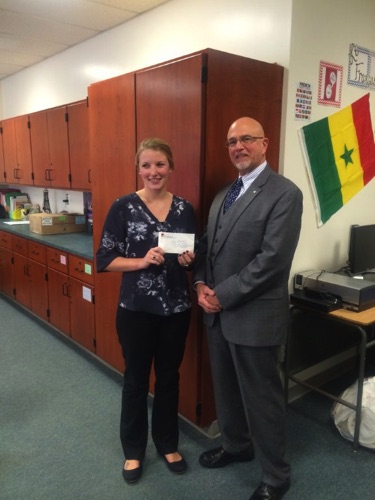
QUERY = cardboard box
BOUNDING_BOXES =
[29,213,87,235]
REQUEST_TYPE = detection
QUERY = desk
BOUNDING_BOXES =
[284,304,375,451]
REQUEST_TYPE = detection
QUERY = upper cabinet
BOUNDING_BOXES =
[29,105,70,189]
[67,100,91,191]
[2,115,33,185]
[135,49,284,223]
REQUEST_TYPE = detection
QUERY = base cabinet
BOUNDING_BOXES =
[0,246,14,297]
[13,236,48,321]
[48,267,70,335]
[68,254,95,352]
[47,247,95,351]
[0,234,95,353]
[69,277,95,352]
[0,231,14,297]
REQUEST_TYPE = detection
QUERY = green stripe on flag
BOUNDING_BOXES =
[302,117,343,224]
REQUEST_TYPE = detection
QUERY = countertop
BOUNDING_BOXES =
[0,220,94,260]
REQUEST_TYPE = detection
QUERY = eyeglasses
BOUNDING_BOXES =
[225,135,264,148]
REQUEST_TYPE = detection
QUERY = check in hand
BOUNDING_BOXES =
[196,283,222,313]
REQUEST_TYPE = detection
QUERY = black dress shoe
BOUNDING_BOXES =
[249,481,290,500]
[159,453,187,474]
[199,446,254,468]
[122,461,143,484]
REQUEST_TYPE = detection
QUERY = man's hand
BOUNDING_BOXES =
[196,283,222,313]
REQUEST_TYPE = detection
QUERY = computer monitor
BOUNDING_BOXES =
[348,224,375,275]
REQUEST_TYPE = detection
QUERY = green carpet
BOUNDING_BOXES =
[1,296,375,500]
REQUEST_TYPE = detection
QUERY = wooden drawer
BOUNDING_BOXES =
[0,230,12,249]
[69,254,94,285]
[12,235,28,256]
[46,246,69,274]
[28,240,47,264]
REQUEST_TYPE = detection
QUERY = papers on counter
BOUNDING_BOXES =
[3,220,30,225]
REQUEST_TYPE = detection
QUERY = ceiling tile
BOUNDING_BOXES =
[0,0,172,80]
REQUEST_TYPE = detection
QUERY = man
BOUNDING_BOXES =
[194,117,302,500]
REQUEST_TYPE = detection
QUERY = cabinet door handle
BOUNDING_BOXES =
[13,167,21,180]
[63,282,69,296]
[24,264,30,276]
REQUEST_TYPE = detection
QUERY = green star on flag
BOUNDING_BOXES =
[340,144,354,166]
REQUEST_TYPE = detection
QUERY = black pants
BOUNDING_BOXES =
[116,307,190,460]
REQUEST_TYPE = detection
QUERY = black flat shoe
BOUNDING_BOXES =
[199,446,254,468]
[249,481,290,500]
[159,453,187,474]
[122,461,143,484]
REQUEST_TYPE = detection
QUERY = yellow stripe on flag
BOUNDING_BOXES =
[328,105,364,204]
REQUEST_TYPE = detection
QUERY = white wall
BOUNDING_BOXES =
[0,0,292,116]
[286,0,375,278]
[1,0,375,281]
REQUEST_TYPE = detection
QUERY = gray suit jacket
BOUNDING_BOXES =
[194,165,303,347]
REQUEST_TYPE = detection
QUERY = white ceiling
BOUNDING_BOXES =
[0,0,171,81]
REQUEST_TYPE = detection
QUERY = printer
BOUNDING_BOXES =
[294,270,375,312]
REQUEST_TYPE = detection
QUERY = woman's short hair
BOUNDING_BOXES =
[135,138,175,170]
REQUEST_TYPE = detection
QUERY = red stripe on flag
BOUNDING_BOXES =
[352,93,375,185]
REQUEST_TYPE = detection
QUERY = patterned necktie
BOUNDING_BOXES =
[223,177,243,213]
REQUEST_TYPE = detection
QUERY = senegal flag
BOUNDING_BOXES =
[300,94,375,226]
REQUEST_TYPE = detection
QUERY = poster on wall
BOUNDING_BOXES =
[318,61,343,107]
[295,82,312,121]
[348,43,375,91]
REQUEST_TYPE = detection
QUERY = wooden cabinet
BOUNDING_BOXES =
[68,254,95,351]
[12,235,30,308]
[47,267,70,335]
[47,247,95,351]
[136,49,283,220]
[1,115,33,185]
[27,241,48,320]
[89,72,136,373]
[2,118,17,184]
[67,100,91,190]
[12,236,48,320]
[14,115,33,185]
[0,237,95,347]
[0,231,14,297]
[29,106,70,188]
[47,247,70,334]
[88,49,284,427]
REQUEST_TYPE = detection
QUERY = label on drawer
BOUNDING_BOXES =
[84,263,92,275]
[82,286,92,302]
[42,217,53,226]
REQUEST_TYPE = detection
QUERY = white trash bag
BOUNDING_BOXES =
[331,377,375,449]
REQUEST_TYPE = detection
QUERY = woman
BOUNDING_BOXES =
[96,138,196,484]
